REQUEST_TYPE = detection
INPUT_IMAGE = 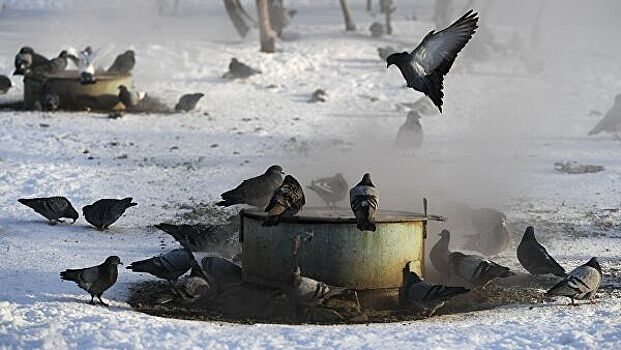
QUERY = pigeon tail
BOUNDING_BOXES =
[423,71,445,113]
[216,199,237,207]
[60,269,81,282]
[433,286,470,300]
[262,215,281,227]
[355,206,376,231]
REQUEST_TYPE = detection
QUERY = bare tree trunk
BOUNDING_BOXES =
[256,0,277,53]
[366,0,372,12]
[382,0,395,35]
[339,0,356,31]
[224,0,251,37]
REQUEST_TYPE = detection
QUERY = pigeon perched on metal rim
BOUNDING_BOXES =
[517,226,566,277]
[588,94,621,137]
[174,93,204,112]
[386,10,478,112]
[545,257,602,305]
[430,229,452,278]
[107,50,135,74]
[217,165,284,208]
[18,196,79,224]
[263,175,305,226]
[449,251,513,288]
[60,256,122,306]
[34,50,68,75]
[307,173,348,207]
[126,248,194,287]
[13,46,49,75]
[82,197,137,229]
[350,173,379,232]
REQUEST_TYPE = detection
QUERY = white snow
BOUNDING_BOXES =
[1,1,621,349]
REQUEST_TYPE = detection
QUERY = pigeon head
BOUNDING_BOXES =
[386,51,409,68]
[522,226,536,241]
[282,175,300,186]
[126,50,135,57]
[335,172,344,180]
[19,46,35,54]
[407,110,422,121]
[439,229,450,240]
[104,256,123,265]
[83,46,93,55]
[358,173,374,187]
[585,257,602,273]
[66,205,79,223]
[58,50,68,58]
[267,165,284,175]
[118,85,128,92]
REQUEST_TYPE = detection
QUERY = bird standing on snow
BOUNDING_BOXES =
[0,75,12,94]
[307,173,348,207]
[449,251,513,288]
[107,50,135,74]
[350,173,379,232]
[545,257,602,305]
[462,217,512,257]
[401,262,469,316]
[13,46,49,75]
[430,229,452,278]
[217,165,285,208]
[517,226,566,277]
[395,110,424,150]
[126,248,194,287]
[263,175,305,226]
[588,94,621,137]
[60,256,122,306]
[386,10,478,112]
[174,93,204,112]
[18,196,79,224]
[82,197,137,230]
[223,58,261,79]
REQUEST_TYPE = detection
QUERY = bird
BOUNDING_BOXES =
[40,87,61,112]
[263,175,305,226]
[107,50,135,74]
[378,46,398,61]
[126,249,194,287]
[217,165,284,208]
[285,265,348,308]
[395,110,424,150]
[60,256,122,306]
[174,93,204,112]
[150,268,212,305]
[462,217,512,257]
[430,229,452,278]
[82,197,137,230]
[223,58,261,79]
[35,50,68,75]
[117,85,145,109]
[0,75,11,94]
[386,10,478,112]
[588,94,621,137]
[349,173,379,232]
[517,226,566,277]
[545,257,602,305]
[307,173,348,207]
[191,254,243,293]
[18,196,79,224]
[68,46,98,84]
[13,46,49,75]
[449,251,514,288]
[469,207,506,233]
[155,219,240,259]
[401,262,469,316]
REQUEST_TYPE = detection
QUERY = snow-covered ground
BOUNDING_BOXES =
[1,1,621,349]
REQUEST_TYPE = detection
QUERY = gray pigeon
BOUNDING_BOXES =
[386,10,478,112]
[40,88,61,112]
[126,248,194,286]
[107,50,135,74]
[217,165,284,208]
[174,93,204,112]
[35,50,68,75]
[117,85,143,108]
[469,207,506,233]
[82,197,137,230]
[192,254,243,293]
[223,58,261,79]
[18,196,79,224]
[462,217,512,257]
[349,173,379,232]
[13,46,49,75]
[517,226,566,277]
[395,110,423,150]
[588,94,621,137]
[545,257,602,304]
[155,219,240,259]
[60,256,122,306]
[285,265,348,307]
[429,229,452,277]
[263,175,305,226]
[151,268,212,305]
[307,173,348,207]
[449,251,514,288]
[0,75,11,94]
[401,262,469,316]
[378,46,398,61]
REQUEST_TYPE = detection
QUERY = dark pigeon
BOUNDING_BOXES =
[395,110,423,150]
[40,86,61,112]
[151,268,212,305]
[263,175,305,226]
[18,196,79,224]
[462,217,512,257]
[449,251,513,288]
[217,165,284,208]
[155,218,240,259]
[285,265,348,307]
[0,75,11,94]
[35,50,68,75]
[192,254,243,293]
[308,89,327,103]
[430,229,452,278]
[349,173,379,232]
[107,50,135,74]
[307,173,348,207]
[588,94,621,136]
[517,226,566,277]
[223,58,261,80]
[545,257,602,305]
[82,197,137,230]
[127,248,194,286]
[174,93,204,112]
[386,10,478,112]
[401,262,469,316]
[118,85,143,108]
[13,46,49,75]
[60,256,122,306]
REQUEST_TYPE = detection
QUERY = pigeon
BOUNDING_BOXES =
[429,229,452,278]
[285,265,348,307]
[386,10,478,112]
[0,75,11,94]
[398,96,439,116]
[118,85,145,108]
[395,110,423,150]
[469,207,506,233]
[82,197,137,229]
[378,46,398,61]
[217,165,284,208]
[13,46,49,75]
[35,50,68,75]
[18,196,79,224]
[545,257,602,305]
[60,256,122,306]
[127,248,194,286]
[151,268,212,305]
[308,89,327,103]
[307,173,348,207]
[74,46,97,85]
[449,251,513,288]
[588,94,621,137]
[263,175,305,226]
[463,217,512,257]
[369,22,384,37]
[349,173,379,232]
[223,58,261,79]
[40,86,61,112]
[174,93,204,112]
[517,226,566,277]
[107,50,135,74]
[155,218,240,259]
[191,254,243,293]
[401,262,469,316]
